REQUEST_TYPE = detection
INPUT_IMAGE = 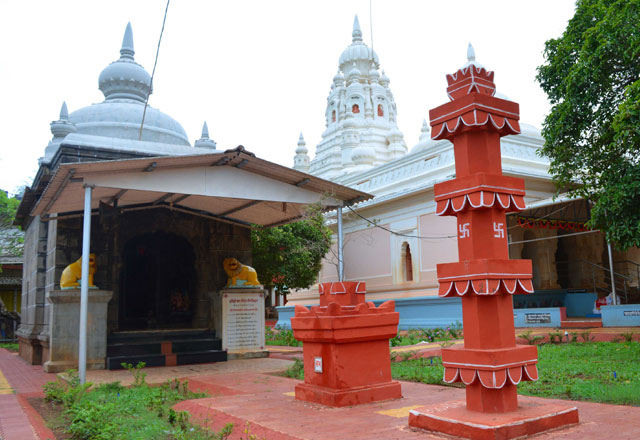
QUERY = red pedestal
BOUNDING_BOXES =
[291,282,402,407]
[408,54,578,437]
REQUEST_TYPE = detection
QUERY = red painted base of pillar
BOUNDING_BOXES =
[295,380,402,407]
[408,398,579,440]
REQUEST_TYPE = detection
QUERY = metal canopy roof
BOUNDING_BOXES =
[31,147,372,227]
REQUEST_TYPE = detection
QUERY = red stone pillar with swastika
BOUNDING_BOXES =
[408,47,578,439]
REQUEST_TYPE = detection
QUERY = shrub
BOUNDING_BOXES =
[580,331,595,343]
[621,331,636,342]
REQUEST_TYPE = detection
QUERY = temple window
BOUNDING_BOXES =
[378,104,384,117]
[402,242,413,282]
[352,104,360,114]
[332,109,336,122]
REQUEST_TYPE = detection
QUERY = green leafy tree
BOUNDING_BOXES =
[536,0,640,250]
[0,190,19,228]
[0,191,23,270]
[251,205,332,303]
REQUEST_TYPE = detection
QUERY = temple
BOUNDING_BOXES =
[14,23,368,371]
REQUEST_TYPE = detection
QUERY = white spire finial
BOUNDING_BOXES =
[419,119,430,141]
[60,101,69,120]
[467,43,475,63]
[194,121,217,149]
[298,132,305,143]
[120,22,135,60]
[352,15,363,43]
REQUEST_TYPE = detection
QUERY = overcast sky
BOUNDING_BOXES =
[0,0,576,194]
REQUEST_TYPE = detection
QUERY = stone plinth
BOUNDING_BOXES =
[291,282,401,407]
[409,398,579,440]
[44,289,112,373]
[220,288,267,359]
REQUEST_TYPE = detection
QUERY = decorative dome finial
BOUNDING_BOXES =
[419,119,430,141]
[120,22,135,61]
[194,121,217,149]
[60,101,69,120]
[352,15,363,43]
[98,22,152,102]
[467,43,475,63]
[293,132,310,172]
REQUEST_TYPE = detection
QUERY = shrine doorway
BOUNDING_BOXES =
[119,232,196,330]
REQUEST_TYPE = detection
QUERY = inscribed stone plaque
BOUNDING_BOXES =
[222,290,265,352]
[524,312,551,324]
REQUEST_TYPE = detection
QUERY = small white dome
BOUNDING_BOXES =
[68,23,190,146]
[98,23,151,102]
[351,144,375,167]
[339,16,379,73]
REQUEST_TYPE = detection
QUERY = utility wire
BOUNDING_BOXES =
[346,202,583,241]
[139,0,171,140]
[346,205,457,240]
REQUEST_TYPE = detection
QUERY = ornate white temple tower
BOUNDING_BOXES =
[297,16,407,180]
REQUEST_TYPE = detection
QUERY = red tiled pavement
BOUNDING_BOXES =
[175,372,640,440]
[0,348,57,440]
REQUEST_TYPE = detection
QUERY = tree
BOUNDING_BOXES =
[251,205,332,303]
[0,190,23,272]
[536,0,640,250]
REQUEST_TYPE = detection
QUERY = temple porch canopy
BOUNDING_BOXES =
[31,147,371,226]
[29,147,371,383]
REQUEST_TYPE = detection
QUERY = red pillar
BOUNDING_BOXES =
[408,50,578,438]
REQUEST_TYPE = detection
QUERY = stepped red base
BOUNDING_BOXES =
[295,381,402,407]
[409,398,578,440]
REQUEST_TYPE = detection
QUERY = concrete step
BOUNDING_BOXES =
[561,319,603,329]
[107,338,222,357]
[106,349,227,370]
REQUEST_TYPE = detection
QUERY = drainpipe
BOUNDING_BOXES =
[607,242,617,305]
[337,206,344,282]
[79,185,93,384]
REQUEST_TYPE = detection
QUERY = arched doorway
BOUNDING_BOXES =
[119,232,196,330]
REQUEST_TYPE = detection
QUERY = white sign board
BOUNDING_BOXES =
[222,291,265,352]
[314,357,323,373]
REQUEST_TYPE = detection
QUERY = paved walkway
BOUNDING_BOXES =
[0,348,57,440]
[1,326,638,439]
[175,372,640,440]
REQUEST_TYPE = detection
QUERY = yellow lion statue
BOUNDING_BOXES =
[60,253,97,289]
[223,257,260,287]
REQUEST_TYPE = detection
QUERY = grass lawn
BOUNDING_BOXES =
[0,342,19,352]
[284,342,640,406]
[40,367,233,440]
[518,341,640,405]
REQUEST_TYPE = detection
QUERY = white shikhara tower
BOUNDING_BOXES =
[295,16,407,179]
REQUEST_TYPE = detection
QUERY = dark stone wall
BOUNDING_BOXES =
[52,208,252,334]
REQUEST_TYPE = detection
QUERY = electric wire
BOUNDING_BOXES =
[139,0,171,140]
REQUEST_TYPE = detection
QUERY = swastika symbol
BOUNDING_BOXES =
[493,222,505,238]
[459,223,470,239]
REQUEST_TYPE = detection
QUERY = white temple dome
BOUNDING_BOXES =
[339,16,379,73]
[70,23,190,146]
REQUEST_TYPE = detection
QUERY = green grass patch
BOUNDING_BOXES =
[43,364,234,439]
[390,323,463,347]
[387,342,640,406]
[0,342,19,352]
[518,341,640,405]
[391,357,453,386]
[265,326,301,347]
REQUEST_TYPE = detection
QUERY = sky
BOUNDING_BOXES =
[0,0,577,194]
